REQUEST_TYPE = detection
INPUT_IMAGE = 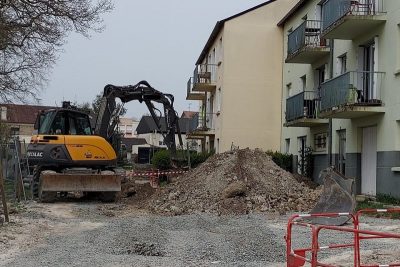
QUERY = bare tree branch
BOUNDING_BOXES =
[0,0,113,102]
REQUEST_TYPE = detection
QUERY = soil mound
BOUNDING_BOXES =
[149,148,321,215]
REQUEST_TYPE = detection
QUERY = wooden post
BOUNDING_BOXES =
[0,160,10,223]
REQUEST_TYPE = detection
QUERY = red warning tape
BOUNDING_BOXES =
[126,170,188,177]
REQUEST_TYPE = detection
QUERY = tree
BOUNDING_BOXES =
[76,92,126,116]
[91,93,127,116]
[0,0,113,102]
[0,120,10,145]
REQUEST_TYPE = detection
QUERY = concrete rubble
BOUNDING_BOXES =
[147,148,322,215]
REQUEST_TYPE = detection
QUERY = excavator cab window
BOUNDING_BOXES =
[38,111,56,134]
[68,112,92,135]
[50,112,66,135]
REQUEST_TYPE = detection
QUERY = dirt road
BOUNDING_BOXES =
[0,202,399,267]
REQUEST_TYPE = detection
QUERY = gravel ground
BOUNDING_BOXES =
[0,202,399,267]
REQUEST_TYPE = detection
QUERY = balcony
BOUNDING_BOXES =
[319,71,385,119]
[285,91,328,127]
[192,64,217,92]
[322,0,386,39]
[186,112,216,138]
[186,77,205,101]
[286,20,330,64]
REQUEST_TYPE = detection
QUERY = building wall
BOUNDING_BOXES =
[200,0,297,153]
[281,0,400,197]
[137,132,193,150]
[119,117,139,138]
[4,123,34,144]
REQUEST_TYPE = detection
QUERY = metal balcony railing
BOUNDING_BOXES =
[320,71,384,111]
[286,91,320,122]
[190,112,217,132]
[322,0,385,31]
[193,64,218,86]
[287,20,327,56]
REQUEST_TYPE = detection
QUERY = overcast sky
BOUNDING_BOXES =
[40,0,267,119]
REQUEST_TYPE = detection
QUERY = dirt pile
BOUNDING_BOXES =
[149,148,322,215]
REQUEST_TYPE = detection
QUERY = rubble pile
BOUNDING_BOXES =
[149,148,322,215]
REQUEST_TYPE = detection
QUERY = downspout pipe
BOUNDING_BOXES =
[328,39,334,166]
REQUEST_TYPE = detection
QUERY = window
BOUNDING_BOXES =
[286,83,292,97]
[297,136,307,175]
[300,75,306,91]
[68,112,92,135]
[316,65,325,88]
[314,133,327,152]
[49,112,66,135]
[218,37,223,63]
[338,54,347,75]
[315,4,322,21]
[38,111,56,134]
[337,130,346,175]
[397,24,400,72]
[217,88,221,113]
[285,138,290,154]
[10,127,19,136]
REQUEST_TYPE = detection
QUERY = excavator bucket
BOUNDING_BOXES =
[308,168,356,226]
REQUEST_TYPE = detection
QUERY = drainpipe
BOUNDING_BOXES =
[328,39,334,166]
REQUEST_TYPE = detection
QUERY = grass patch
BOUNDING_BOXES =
[356,194,400,219]
[376,194,400,205]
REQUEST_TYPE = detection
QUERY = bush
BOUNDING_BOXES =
[151,150,171,170]
[266,150,293,172]
[190,150,214,168]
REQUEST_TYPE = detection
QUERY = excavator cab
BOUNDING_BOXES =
[34,108,92,136]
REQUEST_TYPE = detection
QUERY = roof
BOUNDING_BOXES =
[0,104,54,124]
[196,0,277,65]
[181,111,198,119]
[136,116,197,135]
[277,0,325,26]
[121,137,147,152]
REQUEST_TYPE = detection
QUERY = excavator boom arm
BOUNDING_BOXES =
[94,80,183,155]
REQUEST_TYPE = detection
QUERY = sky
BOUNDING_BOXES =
[40,0,267,119]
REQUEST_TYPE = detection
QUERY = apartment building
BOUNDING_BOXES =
[119,117,139,138]
[186,0,297,153]
[279,0,400,197]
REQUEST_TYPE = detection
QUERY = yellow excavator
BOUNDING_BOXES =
[27,81,182,202]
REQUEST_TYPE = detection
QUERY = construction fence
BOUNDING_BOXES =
[286,209,400,267]
[0,138,31,202]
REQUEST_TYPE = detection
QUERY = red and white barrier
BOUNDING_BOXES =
[126,170,188,177]
[286,209,400,267]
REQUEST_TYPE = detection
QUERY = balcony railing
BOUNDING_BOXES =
[193,64,218,91]
[190,112,217,132]
[288,20,327,56]
[186,77,204,100]
[320,71,384,112]
[286,91,320,122]
[322,0,385,32]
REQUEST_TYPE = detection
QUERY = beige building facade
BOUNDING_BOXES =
[119,117,139,138]
[280,0,400,197]
[186,0,297,153]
